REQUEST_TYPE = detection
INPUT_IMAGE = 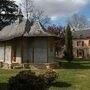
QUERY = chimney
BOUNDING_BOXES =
[17,8,23,23]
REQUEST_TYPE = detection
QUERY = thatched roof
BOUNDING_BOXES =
[0,19,55,41]
[72,29,90,39]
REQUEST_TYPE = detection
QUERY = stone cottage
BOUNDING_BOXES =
[0,18,56,68]
[73,29,90,59]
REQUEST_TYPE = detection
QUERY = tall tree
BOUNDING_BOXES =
[0,0,18,30]
[65,24,73,62]
[20,0,50,26]
[68,14,88,29]
[47,25,65,56]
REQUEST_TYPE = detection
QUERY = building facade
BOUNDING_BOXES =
[0,19,56,68]
[73,29,90,59]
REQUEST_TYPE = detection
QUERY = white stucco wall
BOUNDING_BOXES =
[0,44,4,62]
[5,45,11,64]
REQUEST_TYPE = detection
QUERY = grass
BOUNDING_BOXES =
[0,59,90,90]
[0,69,20,90]
[49,60,90,90]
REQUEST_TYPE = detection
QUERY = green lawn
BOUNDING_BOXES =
[0,60,90,90]
[49,60,90,90]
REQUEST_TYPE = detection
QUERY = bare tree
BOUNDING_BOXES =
[47,25,65,56]
[68,14,88,29]
[19,0,50,25]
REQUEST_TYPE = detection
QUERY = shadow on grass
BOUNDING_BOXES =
[58,61,90,69]
[0,83,7,90]
[51,81,71,88]
[0,82,71,90]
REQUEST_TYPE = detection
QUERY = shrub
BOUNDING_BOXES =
[8,70,47,90]
[43,69,57,85]
[8,69,57,90]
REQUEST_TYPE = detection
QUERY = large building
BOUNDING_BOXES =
[73,29,90,59]
[0,18,56,68]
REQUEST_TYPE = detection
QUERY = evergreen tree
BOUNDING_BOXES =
[65,24,73,63]
[0,0,18,30]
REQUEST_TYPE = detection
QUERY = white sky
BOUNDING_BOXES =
[15,0,89,20]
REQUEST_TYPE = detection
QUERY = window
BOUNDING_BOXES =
[77,41,79,46]
[88,40,90,46]
[77,49,84,58]
[77,41,84,46]
[82,41,84,46]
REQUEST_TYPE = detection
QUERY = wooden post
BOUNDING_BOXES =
[11,46,13,64]
[11,42,16,63]
[21,38,24,64]
[47,37,48,63]
[54,37,56,59]
[4,43,6,63]
[32,38,34,63]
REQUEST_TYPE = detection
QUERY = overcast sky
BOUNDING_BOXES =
[15,0,90,26]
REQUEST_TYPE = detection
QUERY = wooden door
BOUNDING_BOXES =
[23,39,33,63]
[34,38,47,63]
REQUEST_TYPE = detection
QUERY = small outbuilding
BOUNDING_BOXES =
[0,18,56,68]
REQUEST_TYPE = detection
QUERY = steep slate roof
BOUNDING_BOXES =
[24,21,53,37]
[0,19,55,41]
[72,29,90,39]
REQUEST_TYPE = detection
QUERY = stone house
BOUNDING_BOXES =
[0,18,56,68]
[73,29,90,59]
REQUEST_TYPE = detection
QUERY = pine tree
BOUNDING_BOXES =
[65,24,73,63]
[0,0,18,30]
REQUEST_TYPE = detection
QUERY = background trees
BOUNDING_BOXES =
[20,0,50,26]
[68,14,88,30]
[65,24,73,62]
[47,25,65,56]
[0,0,18,30]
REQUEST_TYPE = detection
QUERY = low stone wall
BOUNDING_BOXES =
[2,62,59,69]
[23,63,59,69]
